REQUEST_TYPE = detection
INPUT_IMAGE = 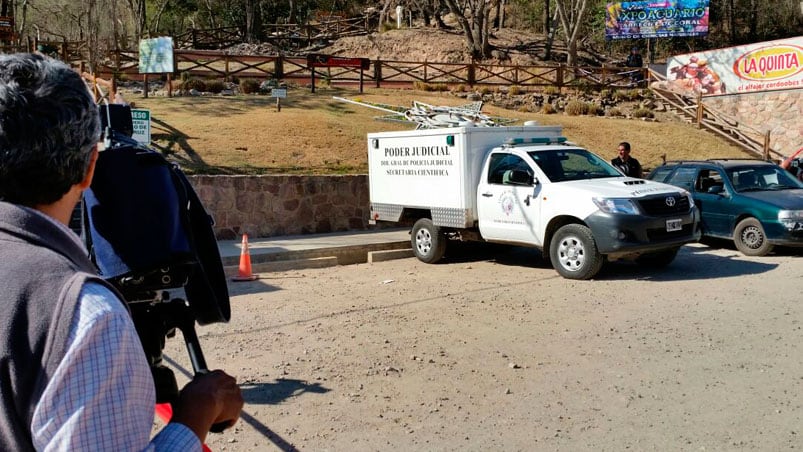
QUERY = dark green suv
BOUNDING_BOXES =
[648,159,803,256]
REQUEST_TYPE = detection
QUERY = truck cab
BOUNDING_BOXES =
[475,142,700,278]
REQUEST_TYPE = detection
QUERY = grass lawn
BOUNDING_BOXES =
[129,87,751,175]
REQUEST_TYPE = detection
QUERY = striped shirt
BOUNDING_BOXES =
[23,208,200,451]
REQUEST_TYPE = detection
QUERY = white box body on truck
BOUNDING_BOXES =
[368,124,700,280]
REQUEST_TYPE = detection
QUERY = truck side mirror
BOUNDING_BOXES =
[509,169,534,186]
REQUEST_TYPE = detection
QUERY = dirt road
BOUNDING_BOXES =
[163,242,803,451]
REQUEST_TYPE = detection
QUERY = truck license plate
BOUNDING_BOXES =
[666,219,682,232]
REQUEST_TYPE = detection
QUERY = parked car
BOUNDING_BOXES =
[648,159,803,256]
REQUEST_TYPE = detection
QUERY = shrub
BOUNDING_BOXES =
[565,99,589,116]
[508,85,522,96]
[239,78,261,94]
[206,79,226,94]
[607,107,624,117]
[479,86,493,95]
[614,89,641,102]
[543,86,560,95]
[586,103,603,116]
[413,81,447,91]
[181,78,206,92]
[632,107,655,119]
[453,84,468,93]
[540,103,557,114]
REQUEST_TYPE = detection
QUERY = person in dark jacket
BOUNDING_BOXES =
[611,142,643,178]
[626,46,644,84]
[0,53,243,451]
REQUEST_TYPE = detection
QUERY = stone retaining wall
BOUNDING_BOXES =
[703,88,803,155]
[189,175,371,239]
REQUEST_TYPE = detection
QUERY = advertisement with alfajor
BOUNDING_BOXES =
[665,36,803,96]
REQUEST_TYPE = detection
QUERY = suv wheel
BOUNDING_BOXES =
[549,224,603,280]
[733,217,774,256]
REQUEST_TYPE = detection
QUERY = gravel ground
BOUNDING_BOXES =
[161,242,803,451]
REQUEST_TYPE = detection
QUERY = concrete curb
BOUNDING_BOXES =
[223,240,413,274]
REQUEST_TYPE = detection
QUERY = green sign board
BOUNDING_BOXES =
[139,37,174,74]
[131,109,151,144]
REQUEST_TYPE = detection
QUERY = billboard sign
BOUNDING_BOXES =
[138,37,174,74]
[605,1,709,40]
[664,36,803,96]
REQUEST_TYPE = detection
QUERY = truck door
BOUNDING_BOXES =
[477,152,541,245]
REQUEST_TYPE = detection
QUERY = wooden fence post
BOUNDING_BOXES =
[374,59,381,88]
[275,56,284,80]
[763,131,771,160]
[467,62,475,87]
[556,65,564,89]
[696,92,704,128]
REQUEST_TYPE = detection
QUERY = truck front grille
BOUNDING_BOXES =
[637,194,690,216]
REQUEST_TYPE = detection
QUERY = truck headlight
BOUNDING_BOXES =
[593,197,641,215]
[681,190,695,209]
[778,210,803,230]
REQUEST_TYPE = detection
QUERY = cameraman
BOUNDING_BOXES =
[0,53,243,450]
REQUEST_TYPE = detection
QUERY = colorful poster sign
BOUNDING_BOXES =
[138,37,174,74]
[605,1,709,40]
[664,36,803,96]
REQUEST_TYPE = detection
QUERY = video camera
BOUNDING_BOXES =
[78,103,231,406]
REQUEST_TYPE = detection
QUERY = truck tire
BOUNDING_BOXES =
[636,247,679,268]
[733,217,774,256]
[411,218,447,263]
[549,224,603,280]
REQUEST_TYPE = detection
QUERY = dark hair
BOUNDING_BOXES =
[0,53,100,206]
[618,142,631,152]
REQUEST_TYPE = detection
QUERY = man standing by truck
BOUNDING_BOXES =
[611,142,643,178]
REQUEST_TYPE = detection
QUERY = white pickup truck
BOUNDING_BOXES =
[367,124,700,279]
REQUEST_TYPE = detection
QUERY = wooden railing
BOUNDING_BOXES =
[648,69,780,160]
[174,27,243,50]
[93,50,650,92]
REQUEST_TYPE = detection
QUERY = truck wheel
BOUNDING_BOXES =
[733,217,773,256]
[411,218,447,263]
[636,247,679,268]
[549,224,603,280]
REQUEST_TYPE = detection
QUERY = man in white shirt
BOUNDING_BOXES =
[0,53,243,451]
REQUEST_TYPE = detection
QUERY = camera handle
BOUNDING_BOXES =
[134,296,231,434]
[167,298,231,433]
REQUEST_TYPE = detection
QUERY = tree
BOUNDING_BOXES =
[441,0,496,59]
[553,0,588,66]
[126,0,146,40]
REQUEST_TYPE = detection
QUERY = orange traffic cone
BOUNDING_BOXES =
[232,233,258,281]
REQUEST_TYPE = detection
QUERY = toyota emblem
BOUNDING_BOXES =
[665,196,676,207]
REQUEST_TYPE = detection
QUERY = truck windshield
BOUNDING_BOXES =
[527,149,622,182]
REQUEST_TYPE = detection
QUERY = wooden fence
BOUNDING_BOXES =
[95,49,648,91]
[0,39,647,91]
